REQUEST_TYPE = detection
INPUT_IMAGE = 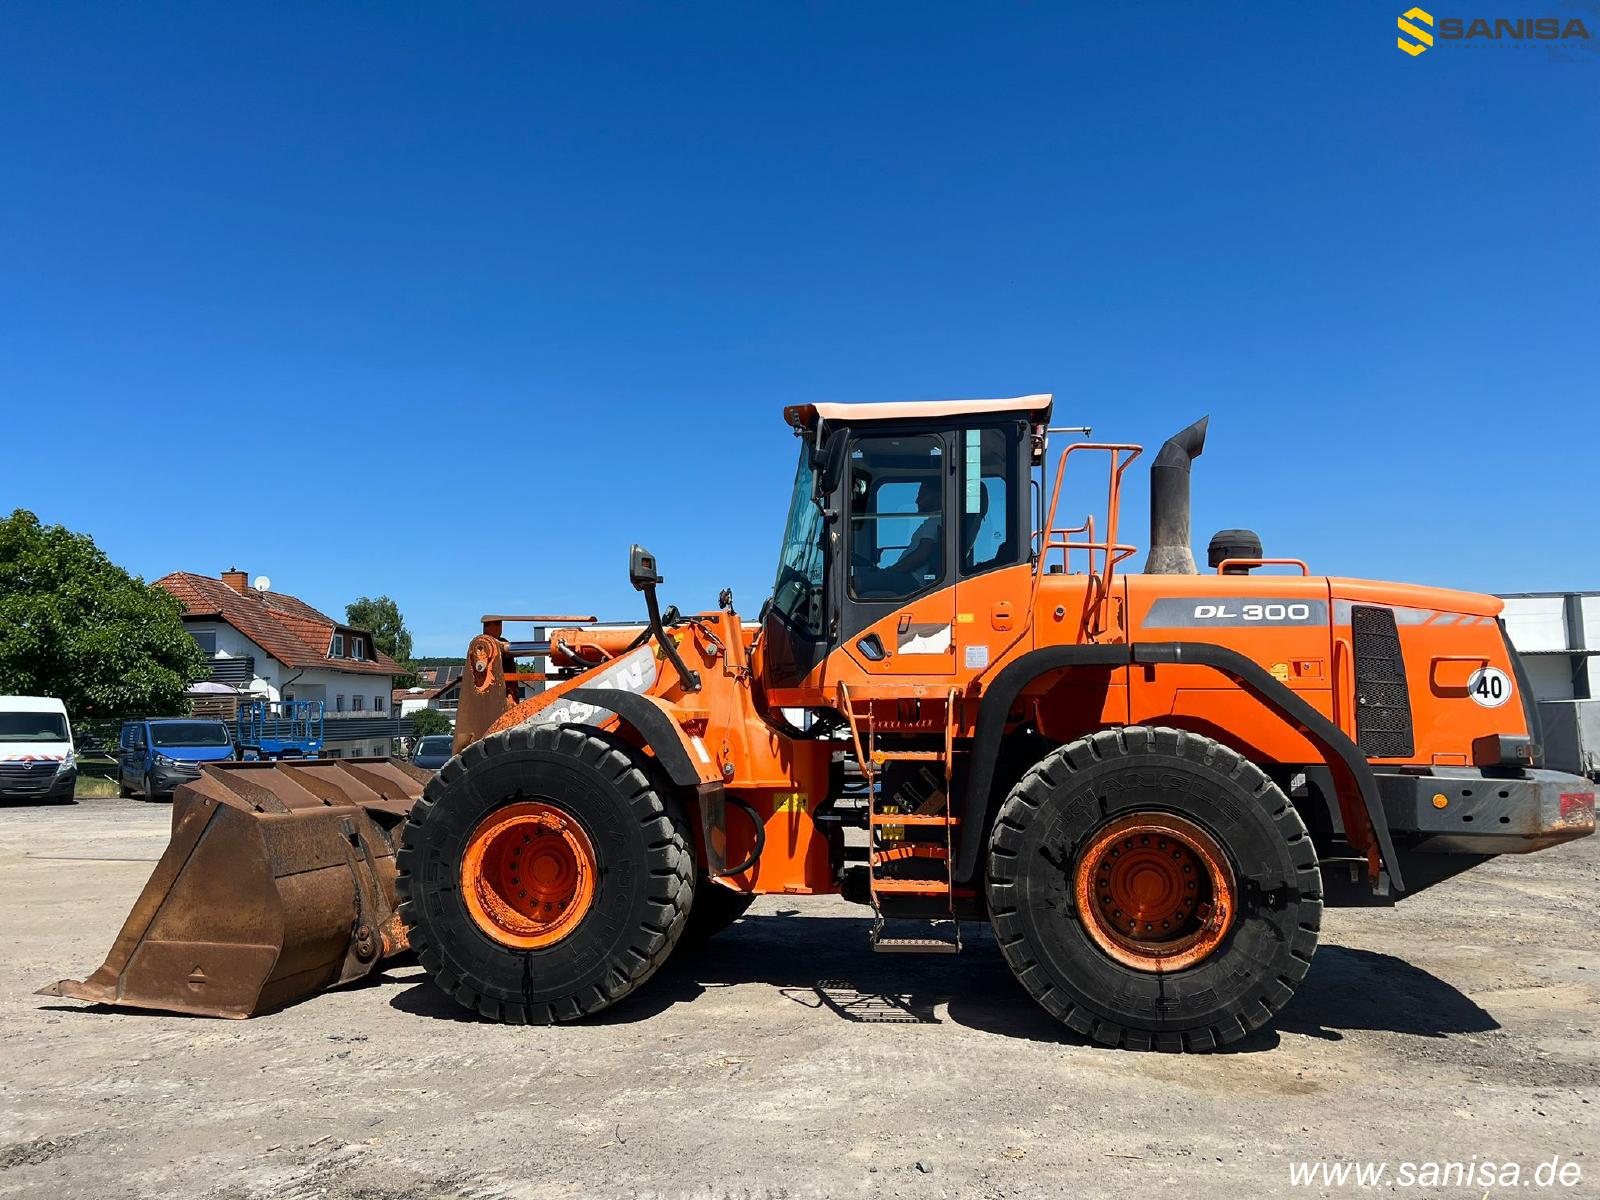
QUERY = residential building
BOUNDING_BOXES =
[157,568,405,758]
[392,664,462,724]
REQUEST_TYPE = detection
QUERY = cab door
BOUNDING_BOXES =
[839,427,957,676]
[951,421,1033,678]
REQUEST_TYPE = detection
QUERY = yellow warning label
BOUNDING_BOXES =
[956,613,975,624]
[1269,662,1291,682]
[773,792,807,814]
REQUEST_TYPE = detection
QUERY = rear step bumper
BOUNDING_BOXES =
[1377,768,1595,854]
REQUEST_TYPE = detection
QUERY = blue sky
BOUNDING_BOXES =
[3,3,1596,655]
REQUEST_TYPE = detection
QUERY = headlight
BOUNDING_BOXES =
[154,753,177,767]
[58,750,76,772]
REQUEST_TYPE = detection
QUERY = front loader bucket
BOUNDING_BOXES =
[38,758,429,1019]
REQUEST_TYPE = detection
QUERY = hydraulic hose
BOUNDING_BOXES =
[717,796,767,878]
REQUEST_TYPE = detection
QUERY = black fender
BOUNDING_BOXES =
[565,689,737,874]
[953,643,1403,891]
[565,689,702,789]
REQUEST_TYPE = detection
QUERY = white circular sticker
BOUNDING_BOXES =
[1466,666,1512,708]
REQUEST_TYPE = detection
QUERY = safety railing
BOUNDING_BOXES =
[237,700,325,754]
[1033,442,1143,640]
[1214,558,1310,575]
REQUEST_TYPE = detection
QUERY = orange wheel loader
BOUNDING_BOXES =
[45,395,1595,1050]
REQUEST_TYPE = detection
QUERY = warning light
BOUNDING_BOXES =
[1558,793,1595,824]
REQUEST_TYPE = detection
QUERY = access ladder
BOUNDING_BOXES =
[838,683,963,954]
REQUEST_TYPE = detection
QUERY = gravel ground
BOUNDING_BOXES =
[1,795,1596,1199]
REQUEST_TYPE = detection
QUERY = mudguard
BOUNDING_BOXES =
[955,642,1403,891]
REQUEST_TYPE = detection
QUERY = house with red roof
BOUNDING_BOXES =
[156,568,404,758]
[392,663,463,724]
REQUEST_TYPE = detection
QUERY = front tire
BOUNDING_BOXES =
[397,724,694,1024]
[986,726,1321,1051]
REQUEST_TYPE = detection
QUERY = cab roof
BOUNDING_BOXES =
[785,393,1052,429]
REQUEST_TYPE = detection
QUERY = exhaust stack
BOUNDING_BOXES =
[1143,415,1209,575]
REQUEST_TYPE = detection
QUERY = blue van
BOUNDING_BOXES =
[117,718,237,800]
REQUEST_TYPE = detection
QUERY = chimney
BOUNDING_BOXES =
[221,567,249,594]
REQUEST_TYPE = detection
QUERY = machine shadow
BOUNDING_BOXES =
[387,913,1498,1048]
[1271,944,1499,1042]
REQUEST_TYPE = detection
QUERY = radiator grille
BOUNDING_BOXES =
[1352,605,1414,759]
[0,761,60,793]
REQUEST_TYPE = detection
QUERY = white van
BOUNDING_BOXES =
[0,696,76,801]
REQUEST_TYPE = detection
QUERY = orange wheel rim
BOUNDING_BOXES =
[1073,812,1235,973]
[460,802,597,949]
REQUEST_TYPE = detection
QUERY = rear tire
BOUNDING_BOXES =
[397,724,694,1024]
[986,726,1321,1051]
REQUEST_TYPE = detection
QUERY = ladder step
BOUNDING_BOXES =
[871,845,948,866]
[871,749,945,763]
[871,879,952,894]
[870,813,958,826]
[872,936,960,955]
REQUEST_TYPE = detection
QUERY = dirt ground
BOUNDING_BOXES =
[1,796,1595,1200]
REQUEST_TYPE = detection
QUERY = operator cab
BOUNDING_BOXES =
[761,395,1050,689]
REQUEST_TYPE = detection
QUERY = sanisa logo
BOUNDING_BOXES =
[1398,7,1594,55]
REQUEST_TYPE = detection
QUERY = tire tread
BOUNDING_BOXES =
[986,725,1323,1052]
[396,724,694,1024]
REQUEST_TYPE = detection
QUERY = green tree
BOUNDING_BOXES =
[408,707,452,738]
[345,594,420,685]
[345,594,414,662]
[0,509,206,719]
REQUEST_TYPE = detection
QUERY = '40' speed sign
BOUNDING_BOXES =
[1467,666,1512,708]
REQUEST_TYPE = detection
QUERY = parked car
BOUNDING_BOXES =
[409,735,454,771]
[0,696,76,802]
[118,717,236,800]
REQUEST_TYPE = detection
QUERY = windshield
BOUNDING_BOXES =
[417,737,453,754]
[150,721,232,748]
[0,712,69,742]
[770,443,826,634]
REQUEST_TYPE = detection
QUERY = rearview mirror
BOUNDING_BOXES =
[629,544,663,592]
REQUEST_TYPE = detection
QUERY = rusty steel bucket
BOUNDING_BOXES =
[39,758,428,1019]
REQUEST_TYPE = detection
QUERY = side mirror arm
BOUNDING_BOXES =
[630,545,701,693]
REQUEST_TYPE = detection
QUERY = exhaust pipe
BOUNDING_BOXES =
[1143,415,1209,575]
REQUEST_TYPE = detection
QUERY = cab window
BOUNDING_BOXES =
[848,434,945,601]
[960,426,1022,575]
[770,446,826,634]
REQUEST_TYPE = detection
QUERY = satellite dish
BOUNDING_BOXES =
[253,576,271,593]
